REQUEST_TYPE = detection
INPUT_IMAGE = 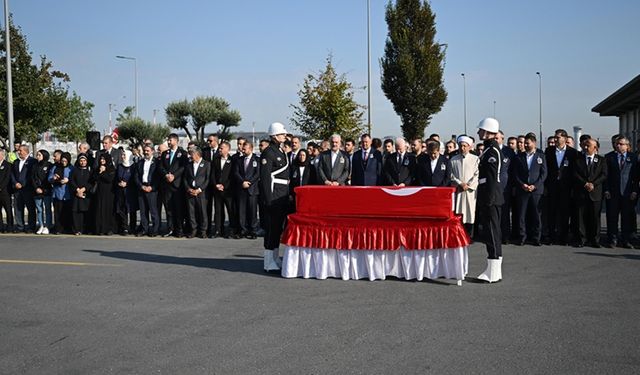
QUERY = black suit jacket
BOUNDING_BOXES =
[94,148,122,168]
[233,154,260,195]
[11,156,36,190]
[351,149,382,186]
[384,152,416,186]
[183,160,211,192]
[213,154,234,190]
[513,149,547,195]
[415,154,451,187]
[604,151,638,198]
[159,147,188,190]
[135,158,161,192]
[202,146,218,162]
[0,160,11,194]
[290,164,315,192]
[573,153,607,202]
[544,146,578,195]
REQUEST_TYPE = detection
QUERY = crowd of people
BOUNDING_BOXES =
[0,121,636,257]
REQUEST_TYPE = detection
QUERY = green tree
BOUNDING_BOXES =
[0,16,73,146]
[52,92,95,143]
[165,96,241,144]
[116,106,135,123]
[117,117,170,147]
[380,0,447,141]
[290,54,365,141]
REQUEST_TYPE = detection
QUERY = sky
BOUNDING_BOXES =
[6,0,640,141]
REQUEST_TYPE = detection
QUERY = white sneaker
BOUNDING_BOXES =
[36,226,43,235]
[41,227,49,235]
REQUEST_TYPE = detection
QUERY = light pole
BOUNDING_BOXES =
[366,0,372,135]
[461,73,467,134]
[493,100,496,118]
[108,103,116,134]
[116,55,138,117]
[536,72,542,143]
[4,0,14,149]
[153,109,158,125]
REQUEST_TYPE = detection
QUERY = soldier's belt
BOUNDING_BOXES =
[272,178,289,185]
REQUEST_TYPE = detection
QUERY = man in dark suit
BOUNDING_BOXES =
[212,141,236,238]
[573,138,607,248]
[202,134,219,236]
[416,140,450,187]
[384,137,416,186]
[544,129,578,245]
[513,132,547,246]
[604,135,638,248]
[318,134,350,186]
[0,149,14,232]
[234,142,260,239]
[11,144,36,232]
[351,134,382,186]
[184,147,211,238]
[94,135,122,169]
[159,133,188,237]
[136,144,161,237]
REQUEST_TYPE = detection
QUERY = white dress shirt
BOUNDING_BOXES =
[430,157,438,173]
[192,160,201,187]
[331,151,340,167]
[526,151,536,170]
[142,158,153,183]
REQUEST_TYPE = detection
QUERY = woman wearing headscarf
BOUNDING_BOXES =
[48,152,73,234]
[289,149,315,213]
[32,149,53,234]
[69,153,92,235]
[92,153,116,235]
[115,150,138,235]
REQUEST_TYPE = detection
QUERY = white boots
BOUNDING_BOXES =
[477,258,502,283]
[263,250,281,272]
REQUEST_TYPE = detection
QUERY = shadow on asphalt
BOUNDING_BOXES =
[83,250,280,277]
[574,251,640,260]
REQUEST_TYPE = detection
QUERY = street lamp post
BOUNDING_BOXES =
[366,0,372,135]
[116,55,138,117]
[4,0,14,149]
[493,100,496,118]
[461,73,467,134]
[108,103,116,134]
[153,109,158,125]
[536,72,542,143]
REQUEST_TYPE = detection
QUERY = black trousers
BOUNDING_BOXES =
[606,195,636,243]
[479,204,502,259]
[546,189,572,244]
[0,191,13,229]
[162,187,185,235]
[187,193,208,234]
[237,191,258,234]
[115,189,136,233]
[264,197,288,250]
[14,189,35,231]
[517,193,542,243]
[500,190,512,241]
[214,191,235,236]
[53,199,71,234]
[139,191,160,235]
[576,199,602,245]
[206,187,215,235]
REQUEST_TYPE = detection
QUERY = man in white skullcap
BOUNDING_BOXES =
[449,135,480,237]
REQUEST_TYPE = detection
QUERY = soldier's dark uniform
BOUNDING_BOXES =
[259,140,290,250]
[477,138,504,259]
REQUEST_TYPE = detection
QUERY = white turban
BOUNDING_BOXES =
[457,136,474,147]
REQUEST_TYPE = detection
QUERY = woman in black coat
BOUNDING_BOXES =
[91,153,116,235]
[289,149,315,213]
[69,154,92,235]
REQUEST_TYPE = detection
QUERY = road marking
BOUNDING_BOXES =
[0,259,122,267]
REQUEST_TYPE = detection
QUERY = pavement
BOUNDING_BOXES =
[0,234,638,374]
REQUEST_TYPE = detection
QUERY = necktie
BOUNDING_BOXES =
[619,154,625,170]
[244,157,250,172]
[364,151,368,161]
[170,150,175,164]
[587,156,592,167]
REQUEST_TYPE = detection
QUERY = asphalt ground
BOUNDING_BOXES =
[0,234,638,374]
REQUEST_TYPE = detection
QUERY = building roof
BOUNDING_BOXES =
[592,74,640,116]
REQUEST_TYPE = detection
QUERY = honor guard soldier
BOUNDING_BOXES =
[259,122,291,272]
[475,117,504,283]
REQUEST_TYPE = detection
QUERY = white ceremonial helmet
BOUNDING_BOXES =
[477,117,500,133]
[268,122,288,136]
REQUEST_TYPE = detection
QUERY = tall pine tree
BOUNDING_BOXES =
[380,0,447,141]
